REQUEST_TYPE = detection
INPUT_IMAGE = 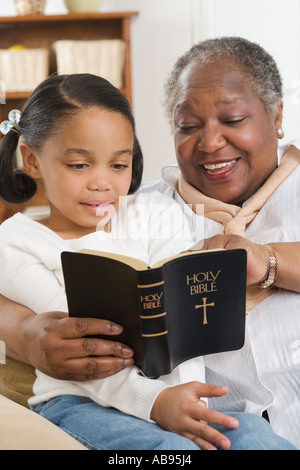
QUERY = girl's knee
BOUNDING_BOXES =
[153,432,199,451]
[231,412,270,432]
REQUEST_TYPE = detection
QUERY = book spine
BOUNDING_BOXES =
[137,269,170,377]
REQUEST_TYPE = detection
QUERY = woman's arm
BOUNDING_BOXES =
[196,236,300,292]
[0,295,34,362]
[0,294,134,380]
[270,242,300,292]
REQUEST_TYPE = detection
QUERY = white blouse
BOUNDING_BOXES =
[142,141,300,448]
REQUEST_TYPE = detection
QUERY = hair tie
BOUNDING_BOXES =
[0,109,22,136]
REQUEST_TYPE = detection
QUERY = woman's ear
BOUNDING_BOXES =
[19,142,42,179]
[274,102,284,131]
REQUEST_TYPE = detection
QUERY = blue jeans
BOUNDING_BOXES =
[35,395,296,450]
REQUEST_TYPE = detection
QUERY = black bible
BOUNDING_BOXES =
[61,248,247,377]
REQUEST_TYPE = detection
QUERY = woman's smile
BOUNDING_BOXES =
[201,158,240,179]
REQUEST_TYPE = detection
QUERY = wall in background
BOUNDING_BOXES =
[2,0,300,180]
[207,0,300,148]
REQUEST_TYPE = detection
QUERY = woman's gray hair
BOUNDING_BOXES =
[163,36,283,123]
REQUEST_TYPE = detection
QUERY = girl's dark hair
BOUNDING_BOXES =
[0,73,143,204]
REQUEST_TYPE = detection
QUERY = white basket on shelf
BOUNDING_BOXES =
[53,40,125,89]
[0,48,49,92]
[14,0,47,15]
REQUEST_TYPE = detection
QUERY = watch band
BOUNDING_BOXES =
[259,244,277,289]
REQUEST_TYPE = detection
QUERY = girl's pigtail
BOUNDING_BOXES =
[129,136,143,194]
[0,131,37,204]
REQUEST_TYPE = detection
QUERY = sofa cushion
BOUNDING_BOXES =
[0,394,87,450]
[0,357,36,408]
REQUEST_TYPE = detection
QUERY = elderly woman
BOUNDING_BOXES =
[144,36,300,448]
[0,37,299,450]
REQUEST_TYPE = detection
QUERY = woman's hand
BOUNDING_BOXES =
[18,311,134,380]
[150,382,239,450]
[194,235,300,291]
[197,234,268,286]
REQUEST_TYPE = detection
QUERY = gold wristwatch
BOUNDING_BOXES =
[259,244,277,289]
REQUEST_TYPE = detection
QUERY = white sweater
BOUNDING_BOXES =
[0,191,205,421]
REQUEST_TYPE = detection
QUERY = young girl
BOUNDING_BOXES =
[0,74,294,451]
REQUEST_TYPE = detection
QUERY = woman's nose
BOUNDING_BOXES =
[197,123,227,153]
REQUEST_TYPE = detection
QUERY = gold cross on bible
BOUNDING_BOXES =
[195,297,215,325]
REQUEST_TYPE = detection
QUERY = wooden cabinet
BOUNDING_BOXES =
[0,11,138,118]
[0,11,138,222]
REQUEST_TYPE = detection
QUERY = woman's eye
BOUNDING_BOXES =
[177,125,198,133]
[224,118,245,126]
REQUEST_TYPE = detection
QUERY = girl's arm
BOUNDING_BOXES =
[75,360,238,450]
[151,382,239,450]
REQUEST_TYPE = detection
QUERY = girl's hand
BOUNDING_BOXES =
[193,235,269,286]
[150,382,239,450]
[19,311,134,380]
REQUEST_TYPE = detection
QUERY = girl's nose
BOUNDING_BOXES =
[87,170,112,191]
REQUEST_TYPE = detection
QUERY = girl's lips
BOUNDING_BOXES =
[96,203,115,216]
[80,201,114,215]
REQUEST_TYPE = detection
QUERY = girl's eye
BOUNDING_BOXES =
[111,164,129,170]
[67,164,88,170]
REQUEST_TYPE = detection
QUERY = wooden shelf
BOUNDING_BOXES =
[0,12,138,104]
[0,12,138,223]
[5,91,31,100]
[0,12,138,23]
